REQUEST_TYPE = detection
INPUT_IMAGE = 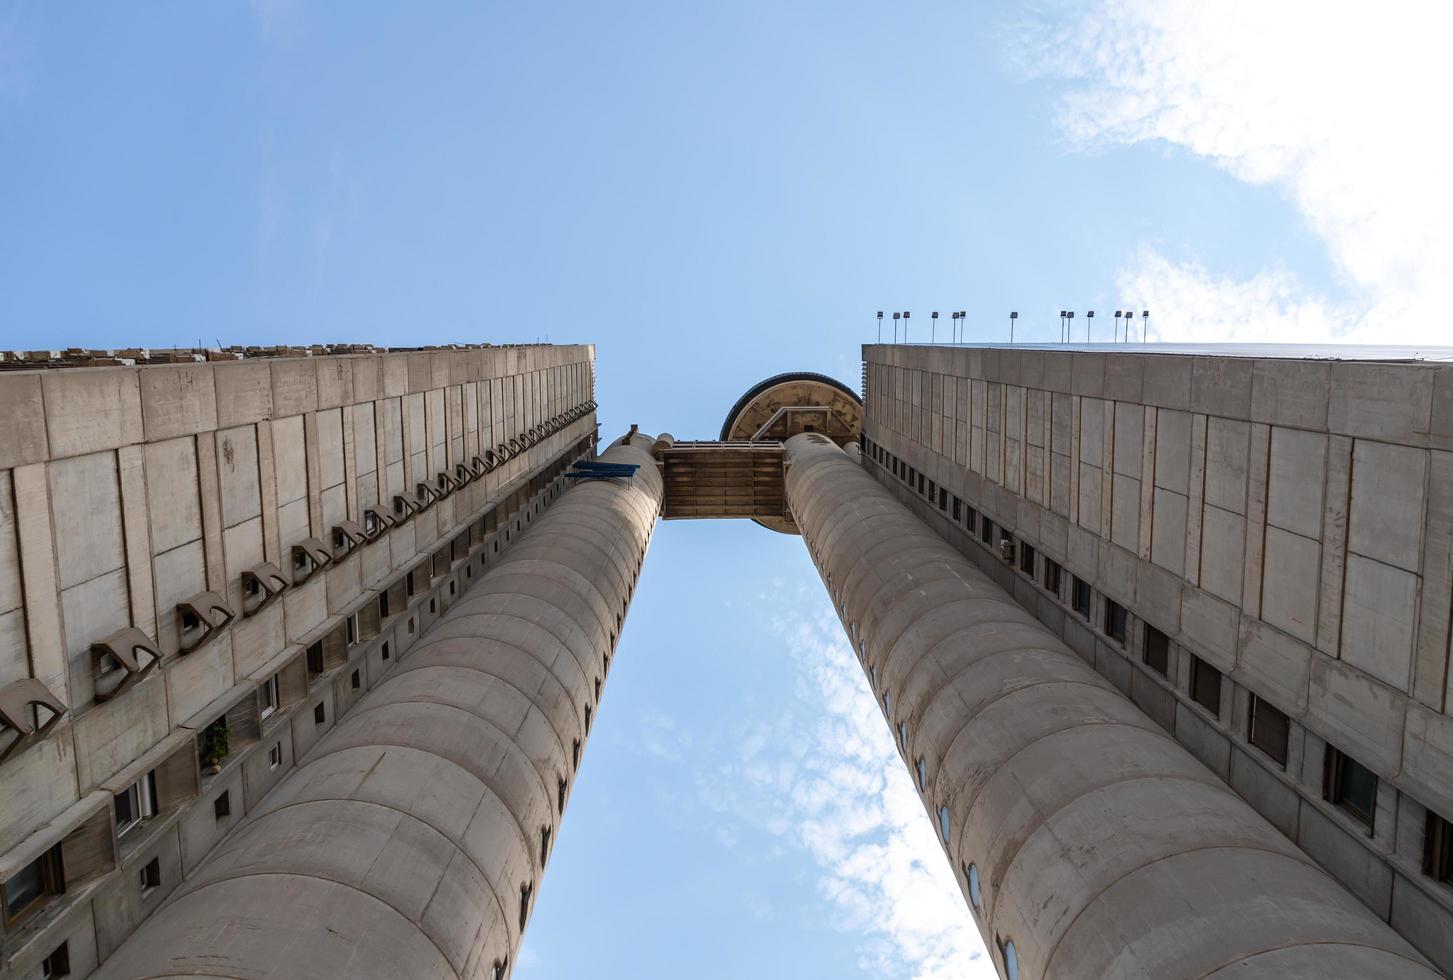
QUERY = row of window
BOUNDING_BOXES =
[864,432,1453,894]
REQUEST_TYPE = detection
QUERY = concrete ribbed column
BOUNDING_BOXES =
[783,433,1439,980]
[98,432,662,980]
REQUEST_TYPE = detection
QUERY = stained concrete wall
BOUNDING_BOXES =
[92,431,662,979]
[0,347,597,978]
[786,431,1441,979]
[862,343,1453,973]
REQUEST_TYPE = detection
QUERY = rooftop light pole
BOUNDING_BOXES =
[893,311,900,343]
[1009,310,1018,343]
[903,310,911,343]
[1142,309,1150,342]
[1059,310,1067,343]
[1114,310,1123,342]
[931,310,939,343]
[1087,310,1095,342]
[959,310,967,344]
[877,310,884,343]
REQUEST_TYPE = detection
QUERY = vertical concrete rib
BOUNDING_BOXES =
[96,432,663,980]
[783,433,1441,980]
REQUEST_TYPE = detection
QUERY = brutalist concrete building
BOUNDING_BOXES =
[2,342,1452,979]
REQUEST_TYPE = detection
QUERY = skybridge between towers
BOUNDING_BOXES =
[4,343,1453,980]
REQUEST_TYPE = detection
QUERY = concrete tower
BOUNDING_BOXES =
[3,343,1453,980]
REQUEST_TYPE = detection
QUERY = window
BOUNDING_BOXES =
[351,669,361,690]
[1103,600,1127,644]
[1019,542,1036,576]
[938,487,948,511]
[979,517,994,545]
[916,757,927,790]
[572,739,581,771]
[1424,810,1453,884]
[306,642,324,678]
[313,703,326,725]
[1325,746,1378,831]
[540,826,552,865]
[1189,656,1222,716]
[378,589,391,619]
[1043,558,1062,596]
[937,805,951,843]
[1143,625,1169,677]
[268,742,283,771]
[916,473,925,495]
[1003,939,1019,980]
[407,569,419,596]
[492,959,508,980]
[346,613,358,646]
[3,845,63,925]
[139,857,161,896]
[1071,577,1091,618]
[259,673,281,719]
[927,479,936,501]
[115,772,157,835]
[951,497,961,522]
[557,776,567,813]
[897,722,909,750]
[381,641,391,661]
[41,941,70,978]
[429,598,437,613]
[869,665,878,689]
[966,863,981,908]
[519,881,533,930]
[1247,695,1290,767]
[214,791,231,821]
[965,505,978,533]
[882,690,892,715]
[585,704,593,734]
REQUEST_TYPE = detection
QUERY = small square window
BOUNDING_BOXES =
[1143,625,1169,676]
[1103,600,1127,644]
[314,703,327,725]
[214,792,231,821]
[1324,746,1378,831]
[1189,655,1222,716]
[1071,577,1091,618]
[139,857,161,896]
[1423,810,1453,884]
[1247,695,1290,768]
[1043,558,1062,596]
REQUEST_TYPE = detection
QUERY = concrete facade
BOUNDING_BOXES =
[0,347,599,978]
[860,344,1453,975]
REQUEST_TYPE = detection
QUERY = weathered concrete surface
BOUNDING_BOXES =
[783,432,1440,980]
[94,432,662,980]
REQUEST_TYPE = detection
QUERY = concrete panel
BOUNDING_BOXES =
[11,463,67,697]
[1150,487,1188,574]
[73,669,169,793]
[1330,362,1435,443]
[1110,473,1140,552]
[1229,746,1300,837]
[1113,403,1144,477]
[42,367,143,458]
[213,361,272,428]
[1234,617,1312,715]
[1077,464,1102,533]
[1403,702,1453,821]
[166,634,237,726]
[139,363,218,440]
[1251,358,1332,431]
[0,372,49,467]
[1307,656,1406,776]
[1391,875,1453,978]
[1266,426,1327,538]
[1080,399,1104,466]
[1349,440,1428,573]
[151,540,207,657]
[1153,408,1191,494]
[1174,701,1231,778]
[316,407,345,488]
[1204,417,1250,514]
[1298,803,1394,917]
[216,425,261,528]
[1134,559,1184,633]
[61,568,131,705]
[271,414,308,505]
[1199,504,1245,604]
[269,359,318,417]
[1342,554,1418,692]
[0,471,23,616]
[0,608,29,687]
[1179,587,1238,671]
[1261,526,1321,643]
[144,436,202,554]
[0,730,79,854]
[1143,355,1193,411]
[49,450,125,589]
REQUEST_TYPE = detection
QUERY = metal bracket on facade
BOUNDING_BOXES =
[415,481,443,510]
[455,462,476,486]
[178,591,237,653]
[0,678,68,763]
[91,627,162,703]
[496,442,514,462]
[291,538,333,584]
[332,520,368,559]
[392,493,423,521]
[363,505,396,540]
[436,470,461,496]
[241,562,289,615]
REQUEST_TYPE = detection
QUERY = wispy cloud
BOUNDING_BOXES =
[697,591,992,980]
[1014,0,1453,344]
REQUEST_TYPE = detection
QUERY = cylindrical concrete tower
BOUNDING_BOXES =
[783,432,1439,980]
[96,431,663,980]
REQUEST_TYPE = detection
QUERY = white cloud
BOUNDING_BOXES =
[697,594,993,980]
[1017,0,1453,344]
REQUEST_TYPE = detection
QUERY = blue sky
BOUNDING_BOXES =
[2,2,1446,977]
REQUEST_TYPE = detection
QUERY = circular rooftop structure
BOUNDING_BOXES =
[721,371,863,534]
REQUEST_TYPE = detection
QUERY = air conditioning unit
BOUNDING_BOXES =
[999,538,1016,563]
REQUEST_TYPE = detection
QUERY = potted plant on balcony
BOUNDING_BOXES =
[199,718,230,775]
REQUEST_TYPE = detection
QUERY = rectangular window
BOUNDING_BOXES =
[305,642,324,678]
[3,844,63,925]
[139,857,161,896]
[259,673,281,719]
[378,589,391,619]
[1248,695,1291,767]
[1071,577,1091,618]
[313,703,327,725]
[213,791,230,821]
[1019,542,1036,576]
[115,772,158,836]
[951,497,961,522]
[381,641,391,661]
[1143,625,1169,677]
[351,669,361,690]
[938,488,948,511]
[1043,558,1062,597]
[1324,747,1378,831]
[980,517,994,546]
[1103,600,1127,644]
[1189,655,1222,716]
[41,942,70,979]
[964,505,977,534]
[1424,810,1453,884]
[917,473,925,496]
[927,479,936,501]
[346,613,358,646]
